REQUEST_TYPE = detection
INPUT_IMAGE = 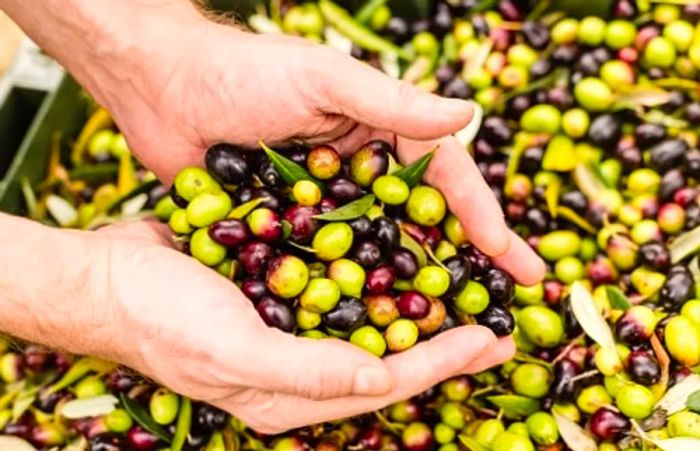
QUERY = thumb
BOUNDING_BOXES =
[250,326,394,400]
[319,51,473,139]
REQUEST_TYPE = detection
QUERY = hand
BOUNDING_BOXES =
[86,220,514,433]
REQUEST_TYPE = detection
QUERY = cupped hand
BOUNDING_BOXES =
[90,220,514,433]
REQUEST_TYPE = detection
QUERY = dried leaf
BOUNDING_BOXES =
[553,412,597,451]
[59,395,119,419]
[669,225,700,264]
[572,163,606,200]
[315,194,375,221]
[458,435,488,451]
[570,281,616,349]
[0,436,38,451]
[392,148,436,188]
[650,333,670,401]
[486,395,539,419]
[651,437,700,451]
[454,102,483,148]
[46,195,78,227]
[655,374,700,415]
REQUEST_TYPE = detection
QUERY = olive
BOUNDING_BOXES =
[241,279,267,303]
[292,180,322,207]
[658,169,685,202]
[660,267,694,310]
[413,266,450,298]
[372,217,400,254]
[463,246,492,277]
[350,326,386,357]
[266,255,309,299]
[664,316,700,367]
[352,240,383,268]
[475,305,515,337]
[573,77,613,112]
[587,114,622,147]
[169,186,189,208]
[635,123,667,148]
[511,363,551,398]
[668,411,700,438]
[300,278,341,313]
[349,216,372,238]
[401,422,433,451]
[327,177,362,204]
[327,258,365,298]
[518,305,564,347]
[350,141,391,187]
[589,407,630,441]
[307,145,341,180]
[365,266,396,295]
[525,412,558,445]
[246,208,282,242]
[650,139,689,172]
[194,404,228,432]
[313,223,354,261]
[174,167,221,202]
[483,268,514,304]
[615,383,655,419]
[238,241,274,276]
[283,205,319,243]
[626,350,661,385]
[208,219,250,247]
[127,426,160,450]
[149,389,179,426]
[390,248,419,279]
[257,297,295,332]
[258,160,282,187]
[490,432,534,451]
[232,185,254,205]
[190,228,227,267]
[442,78,471,99]
[205,144,251,186]
[406,186,447,227]
[522,21,549,48]
[323,297,367,333]
[615,305,657,345]
[89,436,129,451]
[365,294,399,327]
[385,319,419,352]
[482,117,513,146]
[397,291,431,320]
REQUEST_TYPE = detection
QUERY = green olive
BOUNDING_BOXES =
[190,227,227,266]
[518,305,564,348]
[174,167,221,202]
[593,346,623,376]
[110,134,131,158]
[266,255,309,299]
[615,384,655,419]
[507,422,529,437]
[296,307,322,330]
[105,408,133,433]
[600,61,635,87]
[369,4,391,31]
[514,283,544,306]
[406,186,447,226]
[604,372,630,398]
[474,419,505,447]
[372,175,410,205]
[490,431,535,451]
[681,299,700,325]
[561,108,590,138]
[299,278,341,314]
[169,209,193,235]
[507,44,538,68]
[627,169,661,194]
[577,384,613,414]
[350,325,387,357]
[604,20,637,49]
[433,423,456,445]
[327,259,365,297]
[667,411,700,438]
[525,412,559,445]
[454,281,490,315]
[554,256,585,284]
[468,67,493,90]
[444,214,468,246]
[510,363,551,398]
[154,196,178,222]
[577,16,607,46]
[149,388,179,425]
[574,77,614,112]
[413,266,451,298]
[630,267,666,297]
[665,316,700,367]
[542,135,576,172]
[439,402,466,430]
[644,36,677,67]
[551,18,579,44]
[435,240,457,261]
[663,20,695,52]
[385,319,419,352]
[538,230,581,261]
[88,129,115,158]
[186,191,232,228]
[293,180,322,207]
[520,105,561,134]
[74,375,106,399]
[412,31,439,55]
[313,223,354,261]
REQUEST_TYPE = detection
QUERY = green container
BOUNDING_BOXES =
[0,76,88,214]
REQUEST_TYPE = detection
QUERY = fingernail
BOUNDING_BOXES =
[438,98,473,118]
[353,366,393,396]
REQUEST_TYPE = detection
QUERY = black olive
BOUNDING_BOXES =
[252,187,284,211]
[627,350,661,385]
[352,241,383,268]
[685,102,700,124]
[658,169,685,202]
[588,114,622,148]
[474,305,515,336]
[639,241,671,271]
[323,297,367,333]
[552,45,578,64]
[522,21,549,48]
[530,59,552,78]
[684,148,700,179]
[578,52,600,75]
[205,144,251,186]
[660,267,694,311]
[650,139,689,172]
[327,178,362,204]
[372,217,400,254]
[551,359,580,402]
[481,116,512,146]
[442,78,472,99]
[560,190,588,213]
[525,208,549,234]
[258,160,282,187]
[349,216,372,239]
[169,185,189,208]
[386,17,410,44]
[484,268,515,304]
[634,123,667,149]
[443,255,472,299]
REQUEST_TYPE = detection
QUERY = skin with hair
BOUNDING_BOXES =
[0,0,545,433]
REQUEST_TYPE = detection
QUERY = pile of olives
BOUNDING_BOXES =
[159,140,515,357]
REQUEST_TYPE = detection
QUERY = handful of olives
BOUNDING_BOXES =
[158,140,515,355]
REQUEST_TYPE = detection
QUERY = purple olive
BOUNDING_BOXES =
[209,219,250,247]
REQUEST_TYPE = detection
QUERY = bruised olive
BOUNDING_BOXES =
[307,145,341,180]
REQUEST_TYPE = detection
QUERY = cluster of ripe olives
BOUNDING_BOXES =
[158,139,515,356]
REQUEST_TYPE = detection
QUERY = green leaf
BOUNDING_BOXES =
[286,241,317,254]
[228,197,267,220]
[605,286,631,310]
[487,395,540,419]
[686,389,700,412]
[392,148,436,188]
[354,0,387,24]
[171,398,191,451]
[12,389,38,423]
[259,141,317,186]
[282,220,293,240]
[669,225,700,264]
[68,163,119,184]
[399,230,427,268]
[458,435,488,451]
[120,393,173,443]
[315,194,375,221]
[107,179,160,214]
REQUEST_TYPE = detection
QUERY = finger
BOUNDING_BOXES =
[247,327,394,400]
[397,135,511,257]
[460,337,516,374]
[228,326,496,432]
[95,219,173,247]
[492,230,546,285]
[318,50,473,140]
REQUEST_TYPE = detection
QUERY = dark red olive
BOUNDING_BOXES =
[352,241,383,268]
[209,219,250,247]
[638,241,671,271]
[390,248,419,279]
[318,197,337,213]
[372,217,400,254]
[205,144,251,185]
[238,241,274,276]
[589,407,630,441]
[355,427,382,450]
[627,350,661,385]
[474,305,514,337]
[366,266,396,294]
[256,297,294,333]
[241,279,268,303]
[323,297,367,333]
[23,345,52,373]
[327,178,362,204]
[402,422,433,451]
[283,205,319,243]
[551,359,580,402]
[105,368,138,393]
[127,426,160,450]
[484,268,514,304]
[397,292,431,320]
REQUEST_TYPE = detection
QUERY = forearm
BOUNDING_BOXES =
[0,213,112,357]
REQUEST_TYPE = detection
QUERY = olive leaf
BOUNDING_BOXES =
[59,395,119,419]
[315,194,375,221]
[392,147,437,188]
[454,101,483,148]
[61,436,89,451]
[247,14,283,34]
[572,163,607,201]
[68,163,119,184]
[48,357,116,394]
[669,225,700,264]
[0,436,38,451]
[107,179,160,214]
[228,197,268,220]
[633,418,700,451]
[570,281,616,350]
[605,286,631,310]
[553,412,597,451]
[354,0,387,23]
[486,395,539,419]
[650,333,670,400]
[399,230,428,268]
[655,374,700,415]
[12,388,38,423]
[281,220,293,240]
[557,206,596,234]
[458,435,488,451]
[171,398,192,451]
[120,393,173,443]
[259,141,318,186]
[614,85,671,108]
[46,194,78,228]
[686,389,700,412]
